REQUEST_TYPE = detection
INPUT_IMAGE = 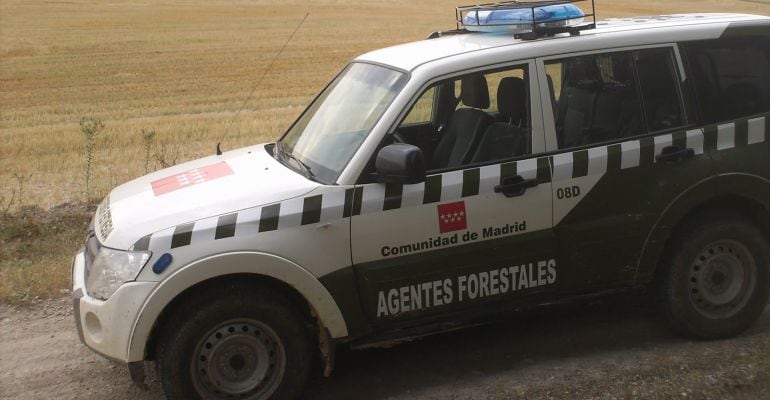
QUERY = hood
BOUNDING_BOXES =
[96,143,318,250]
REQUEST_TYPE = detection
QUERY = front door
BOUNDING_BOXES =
[350,61,560,329]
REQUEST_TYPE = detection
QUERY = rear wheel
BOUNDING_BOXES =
[155,282,313,400]
[659,216,770,339]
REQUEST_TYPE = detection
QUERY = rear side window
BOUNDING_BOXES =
[547,47,686,149]
[683,36,770,124]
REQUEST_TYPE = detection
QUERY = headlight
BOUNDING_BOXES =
[86,247,151,300]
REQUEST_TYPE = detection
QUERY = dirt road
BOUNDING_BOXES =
[2,293,769,400]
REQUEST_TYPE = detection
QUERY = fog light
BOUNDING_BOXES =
[85,312,103,343]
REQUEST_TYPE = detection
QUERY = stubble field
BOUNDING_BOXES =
[2,0,770,209]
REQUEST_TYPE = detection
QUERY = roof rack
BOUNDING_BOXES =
[456,0,597,40]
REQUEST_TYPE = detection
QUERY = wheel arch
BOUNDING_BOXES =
[637,173,770,282]
[127,251,348,362]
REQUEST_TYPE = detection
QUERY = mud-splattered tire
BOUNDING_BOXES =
[659,216,770,339]
[155,282,313,400]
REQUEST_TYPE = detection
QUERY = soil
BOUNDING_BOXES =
[1,293,769,400]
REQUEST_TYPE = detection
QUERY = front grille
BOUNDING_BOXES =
[96,196,114,240]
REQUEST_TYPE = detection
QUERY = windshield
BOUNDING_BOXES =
[279,62,408,183]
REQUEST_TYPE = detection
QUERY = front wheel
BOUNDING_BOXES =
[155,283,313,400]
[659,216,770,339]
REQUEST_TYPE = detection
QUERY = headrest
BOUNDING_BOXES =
[461,74,490,109]
[566,58,601,89]
[611,56,633,83]
[497,77,527,123]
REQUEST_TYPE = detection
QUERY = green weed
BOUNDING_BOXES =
[80,117,105,201]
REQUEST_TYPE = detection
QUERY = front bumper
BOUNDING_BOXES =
[71,249,156,363]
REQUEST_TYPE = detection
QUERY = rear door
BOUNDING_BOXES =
[537,45,715,290]
[350,61,560,329]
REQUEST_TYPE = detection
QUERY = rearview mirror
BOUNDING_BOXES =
[375,144,426,184]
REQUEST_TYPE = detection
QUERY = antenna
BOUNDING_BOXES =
[216,11,311,155]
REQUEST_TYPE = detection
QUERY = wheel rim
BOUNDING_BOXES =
[688,239,757,319]
[192,319,286,399]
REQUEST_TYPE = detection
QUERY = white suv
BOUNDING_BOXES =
[72,3,770,399]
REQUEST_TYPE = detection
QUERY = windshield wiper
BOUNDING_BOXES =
[275,141,316,181]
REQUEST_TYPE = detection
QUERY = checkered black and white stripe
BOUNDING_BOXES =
[133,115,768,253]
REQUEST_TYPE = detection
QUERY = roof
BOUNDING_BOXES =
[356,13,770,71]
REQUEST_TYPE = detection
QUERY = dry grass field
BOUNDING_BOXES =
[0,0,769,302]
[2,0,769,209]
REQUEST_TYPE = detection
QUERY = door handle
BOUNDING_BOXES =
[495,175,539,198]
[655,146,695,165]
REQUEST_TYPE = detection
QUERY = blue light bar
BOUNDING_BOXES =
[462,4,586,34]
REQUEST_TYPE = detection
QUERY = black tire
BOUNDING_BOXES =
[155,282,313,400]
[659,215,770,339]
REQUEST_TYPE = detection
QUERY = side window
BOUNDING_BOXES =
[396,64,531,170]
[683,36,770,123]
[548,48,686,149]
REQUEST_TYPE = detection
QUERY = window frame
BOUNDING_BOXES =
[537,43,696,154]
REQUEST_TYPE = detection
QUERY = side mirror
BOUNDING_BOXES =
[375,144,426,184]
